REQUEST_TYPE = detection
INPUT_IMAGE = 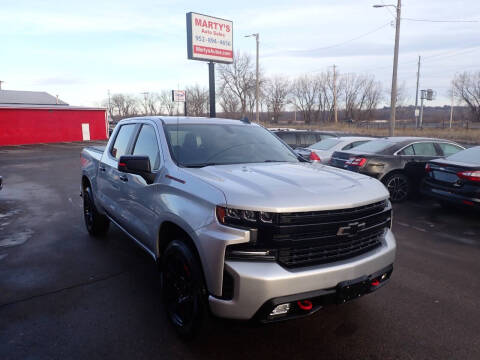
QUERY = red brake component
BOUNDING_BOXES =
[371,279,380,286]
[183,264,190,277]
[297,300,313,311]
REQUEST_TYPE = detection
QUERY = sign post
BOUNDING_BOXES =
[172,90,187,116]
[208,62,216,117]
[186,12,233,118]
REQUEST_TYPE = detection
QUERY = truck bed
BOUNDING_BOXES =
[85,146,106,154]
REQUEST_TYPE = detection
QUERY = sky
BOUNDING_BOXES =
[0,0,479,107]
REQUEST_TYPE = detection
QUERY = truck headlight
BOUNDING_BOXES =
[216,206,274,227]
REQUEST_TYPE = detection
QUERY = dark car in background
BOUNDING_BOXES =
[271,129,342,149]
[422,146,480,209]
[329,137,465,202]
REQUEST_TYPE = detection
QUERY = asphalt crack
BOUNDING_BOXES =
[0,264,146,309]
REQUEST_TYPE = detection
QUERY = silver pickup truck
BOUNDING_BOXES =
[81,116,396,337]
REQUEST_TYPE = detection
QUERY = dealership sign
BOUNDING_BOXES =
[186,12,233,63]
[172,90,186,102]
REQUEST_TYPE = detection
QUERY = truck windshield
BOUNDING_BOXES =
[165,123,299,167]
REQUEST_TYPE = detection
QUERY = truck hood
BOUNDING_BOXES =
[183,162,389,212]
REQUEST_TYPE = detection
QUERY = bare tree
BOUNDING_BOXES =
[185,85,209,117]
[218,88,241,117]
[110,93,139,117]
[290,75,319,124]
[395,81,409,107]
[217,52,257,118]
[335,74,383,121]
[354,76,383,121]
[263,76,291,123]
[452,71,480,124]
[341,73,367,120]
[362,78,383,120]
[159,90,175,115]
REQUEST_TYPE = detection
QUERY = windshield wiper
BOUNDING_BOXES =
[263,160,291,163]
[183,162,225,168]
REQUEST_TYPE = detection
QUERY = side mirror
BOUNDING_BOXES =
[118,155,156,184]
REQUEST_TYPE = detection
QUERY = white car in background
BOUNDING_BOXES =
[295,136,374,164]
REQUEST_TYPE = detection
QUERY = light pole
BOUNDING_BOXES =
[374,0,401,137]
[245,33,259,122]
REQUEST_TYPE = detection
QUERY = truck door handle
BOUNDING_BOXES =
[119,175,128,182]
[99,166,106,172]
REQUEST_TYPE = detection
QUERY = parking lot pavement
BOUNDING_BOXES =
[1,142,479,360]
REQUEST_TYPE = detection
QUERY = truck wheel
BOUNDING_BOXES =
[383,172,410,203]
[83,186,109,236]
[162,240,207,339]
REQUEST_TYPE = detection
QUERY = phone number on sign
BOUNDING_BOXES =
[194,36,231,47]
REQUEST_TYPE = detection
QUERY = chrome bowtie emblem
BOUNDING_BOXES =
[337,222,366,236]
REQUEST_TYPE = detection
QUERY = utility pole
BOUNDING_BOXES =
[390,0,402,136]
[419,90,426,128]
[374,0,402,136]
[246,33,260,122]
[414,56,421,128]
[256,33,259,123]
[449,89,454,129]
[333,64,338,123]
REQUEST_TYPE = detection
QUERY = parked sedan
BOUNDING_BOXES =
[329,137,465,202]
[295,136,373,163]
[422,146,480,209]
[271,129,342,149]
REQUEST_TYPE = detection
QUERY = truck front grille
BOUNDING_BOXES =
[226,200,391,269]
[277,229,384,268]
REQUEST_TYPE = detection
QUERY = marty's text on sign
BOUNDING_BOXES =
[187,12,233,63]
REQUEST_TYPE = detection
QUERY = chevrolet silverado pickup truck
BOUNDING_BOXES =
[80,116,396,337]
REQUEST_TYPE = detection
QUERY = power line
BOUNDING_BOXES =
[380,0,396,20]
[306,22,392,51]
[357,45,480,74]
[402,17,480,23]
[271,21,391,58]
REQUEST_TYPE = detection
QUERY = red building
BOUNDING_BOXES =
[0,90,108,146]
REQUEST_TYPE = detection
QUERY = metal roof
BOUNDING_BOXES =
[0,104,105,111]
[0,90,69,106]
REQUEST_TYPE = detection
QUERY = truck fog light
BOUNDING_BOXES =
[260,211,273,223]
[269,303,290,316]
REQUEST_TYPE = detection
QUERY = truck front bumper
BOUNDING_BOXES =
[208,229,396,320]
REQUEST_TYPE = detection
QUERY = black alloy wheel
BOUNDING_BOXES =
[383,173,410,203]
[83,186,109,236]
[162,240,207,338]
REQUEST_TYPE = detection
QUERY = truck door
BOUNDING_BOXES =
[122,123,162,248]
[96,123,138,226]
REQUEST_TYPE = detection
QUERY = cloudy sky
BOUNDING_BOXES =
[1,0,479,107]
